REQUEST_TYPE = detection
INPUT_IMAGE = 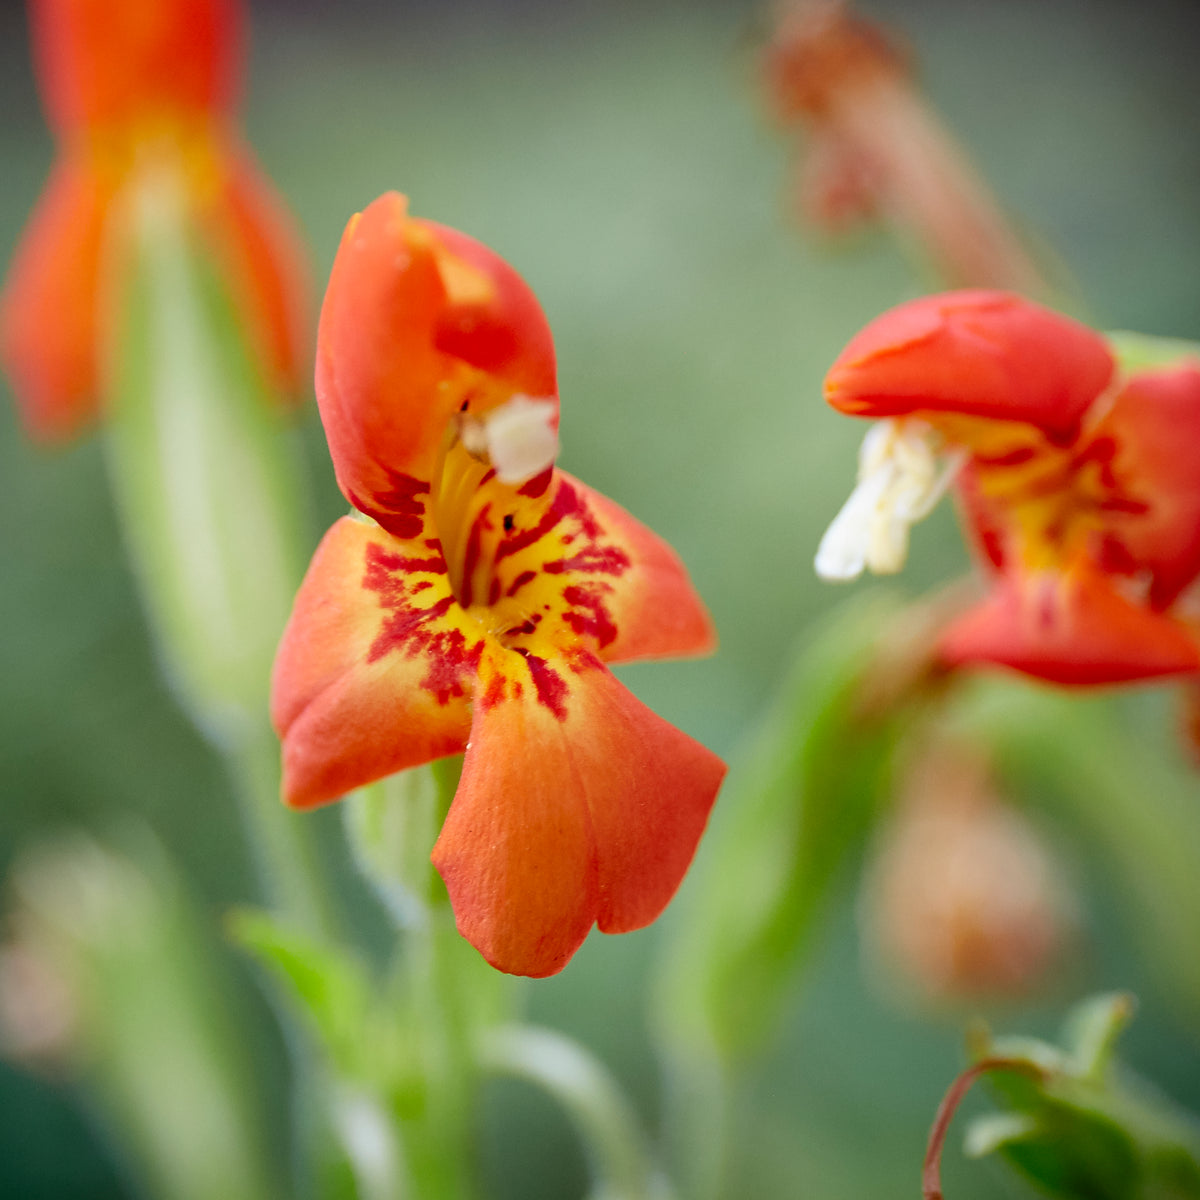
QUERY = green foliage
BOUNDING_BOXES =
[343,759,464,927]
[227,908,402,1093]
[959,995,1200,1200]
[7,833,284,1200]
[944,680,1200,1026]
[1108,333,1200,374]
[658,591,918,1063]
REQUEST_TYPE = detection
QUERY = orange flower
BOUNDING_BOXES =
[272,193,726,977]
[0,0,307,441]
[817,290,1200,685]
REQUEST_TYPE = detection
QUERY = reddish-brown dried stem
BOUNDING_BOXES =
[922,1056,1047,1200]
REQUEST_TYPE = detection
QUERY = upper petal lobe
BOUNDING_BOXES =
[315,193,558,530]
[825,291,1115,438]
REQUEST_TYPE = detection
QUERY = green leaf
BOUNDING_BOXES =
[227,907,391,1088]
[657,590,914,1062]
[956,995,1200,1200]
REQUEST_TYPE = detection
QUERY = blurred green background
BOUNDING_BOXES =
[1,0,1198,1196]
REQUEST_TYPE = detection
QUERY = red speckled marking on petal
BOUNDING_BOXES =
[561,583,619,649]
[518,467,554,498]
[520,651,569,720]
[506,569,537,597]
[360,471,430,540]
[480,670,508,710]
[363,543,486,705]
[543,545,631,576]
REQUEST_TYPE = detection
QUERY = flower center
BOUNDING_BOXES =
[431,393,559,626]
[816,418,965,581]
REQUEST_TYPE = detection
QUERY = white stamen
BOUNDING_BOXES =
[815,419,965,582]
[461,394,559,484]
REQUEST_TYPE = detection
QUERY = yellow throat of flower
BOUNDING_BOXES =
[431,392,560,625]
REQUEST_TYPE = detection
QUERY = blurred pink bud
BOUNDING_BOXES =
[861,744,1075,1004]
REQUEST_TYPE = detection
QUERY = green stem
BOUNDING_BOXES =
[660,1043,728,1200]
[482,1024,672,1200]
[401,908,484,1200]
[225,719,341,945]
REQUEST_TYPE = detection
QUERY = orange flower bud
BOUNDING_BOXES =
[1,0,308,440]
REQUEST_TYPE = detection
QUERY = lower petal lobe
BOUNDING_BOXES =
[939,570,1200,686]
[475,470,716,667]
[271,516,479,807]
[432,652,725,976]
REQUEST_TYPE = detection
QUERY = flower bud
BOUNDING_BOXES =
[861,743,1075,1003]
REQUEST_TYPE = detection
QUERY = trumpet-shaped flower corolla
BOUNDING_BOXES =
[817,290,1200,685]
[1,0,307,440]
[272,193,726,977]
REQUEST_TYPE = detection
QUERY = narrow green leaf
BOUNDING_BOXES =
[658,590,914,1062]
[227,907,374,1082]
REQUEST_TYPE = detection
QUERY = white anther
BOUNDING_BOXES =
[461,394,559,484]
[815,419,965,582]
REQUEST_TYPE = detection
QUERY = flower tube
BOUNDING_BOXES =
[273,193,726,977]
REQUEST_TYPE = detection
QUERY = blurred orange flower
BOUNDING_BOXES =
[272,193,725,977]
[817,290,1200,685]
[0,0,308,440]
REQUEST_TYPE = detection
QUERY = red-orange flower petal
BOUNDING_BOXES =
[30,0,241,133]
[418,218,557,398]
[315,193,558,531]
[939,571,1200,686]
[0,156,113,440]
[825,290,1115,439]
[432,655,725,976]
[209,147,310,402]
[272,517,477,809]
[552,475,717,663]
[1089,362,1200,609]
